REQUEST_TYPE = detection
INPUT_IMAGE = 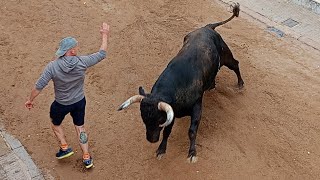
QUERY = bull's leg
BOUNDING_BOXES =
[188,99,202,163]
[208,78,216,90]
[156,119,175,160]
[224,58,244,89]
[220,41,244,89]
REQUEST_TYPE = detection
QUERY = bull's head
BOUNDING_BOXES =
[118,87,174,143]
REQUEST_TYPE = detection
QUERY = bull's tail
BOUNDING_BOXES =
[207,2,240,30]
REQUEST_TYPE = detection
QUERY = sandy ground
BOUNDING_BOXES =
[0,0,320,179]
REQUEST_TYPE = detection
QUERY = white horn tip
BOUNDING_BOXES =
[118,100,130,111]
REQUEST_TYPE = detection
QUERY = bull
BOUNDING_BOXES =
[118,3,244,163]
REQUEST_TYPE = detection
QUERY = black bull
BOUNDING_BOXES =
[118,3,244,163]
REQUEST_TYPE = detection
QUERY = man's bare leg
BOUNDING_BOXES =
[74,125,93,168]
[74,125,89,155]
[51,124,68,146]
[52,124,74,159]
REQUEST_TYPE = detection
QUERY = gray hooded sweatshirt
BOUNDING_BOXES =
[35,50,106,105]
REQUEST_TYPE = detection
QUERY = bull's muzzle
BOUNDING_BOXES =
[146,131,160,143]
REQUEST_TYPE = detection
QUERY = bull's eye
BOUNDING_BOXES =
[159,117,166,125]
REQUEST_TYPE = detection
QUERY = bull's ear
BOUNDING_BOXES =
[183,33,190,43]
[139,86,146,96]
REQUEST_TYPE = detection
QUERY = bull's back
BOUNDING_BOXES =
[178,27,221,90]
[151,27,220,112]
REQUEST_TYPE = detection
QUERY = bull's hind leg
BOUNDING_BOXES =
[221,53,244,89]
[187,99,203,163]
[220,40,244,89]
[156,119,175,160]
[226,58,244,89]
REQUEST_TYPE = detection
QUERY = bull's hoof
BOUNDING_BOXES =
[187,155,198,163]
[156,149,166,160]
[157,153,165,160]
[238,81,244,89]
[209,84,216,91]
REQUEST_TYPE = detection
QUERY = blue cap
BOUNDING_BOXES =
[55,37,78,57]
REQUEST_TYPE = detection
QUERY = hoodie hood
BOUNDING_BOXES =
[57,56,79,73]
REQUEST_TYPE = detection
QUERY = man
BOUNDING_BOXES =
[25,22,110,169]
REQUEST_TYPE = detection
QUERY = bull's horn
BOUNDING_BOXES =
[118,95,144,111]
[158,102,174,127]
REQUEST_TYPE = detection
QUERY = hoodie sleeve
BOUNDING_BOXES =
[35,62,53,90]
[80,50,107,68]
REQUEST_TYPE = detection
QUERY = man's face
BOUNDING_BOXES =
[70,45,79,55]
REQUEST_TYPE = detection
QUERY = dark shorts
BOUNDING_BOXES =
[50,97,86,126]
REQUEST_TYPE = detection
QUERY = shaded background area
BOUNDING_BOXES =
[0,0,319,179]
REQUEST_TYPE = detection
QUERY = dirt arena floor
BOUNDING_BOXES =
[1,0,320,179]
